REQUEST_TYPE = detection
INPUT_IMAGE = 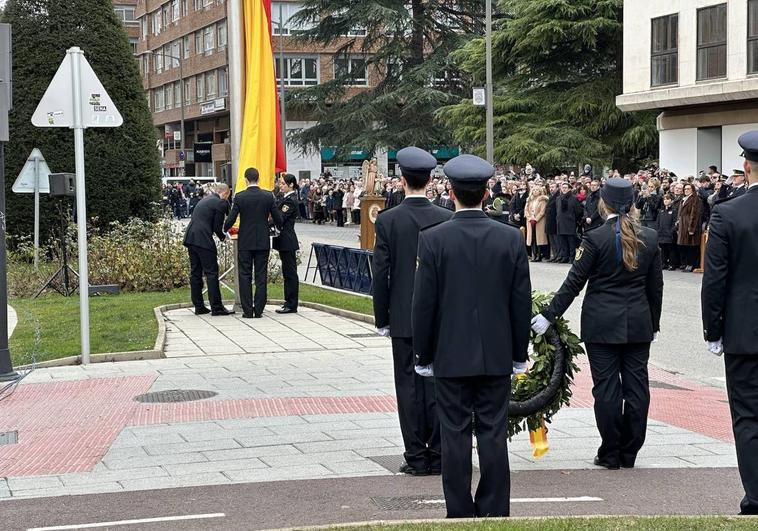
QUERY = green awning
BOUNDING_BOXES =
[320,147,371,162]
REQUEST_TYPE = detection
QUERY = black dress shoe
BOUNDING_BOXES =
[211,309,236,316]
[275,307,297,314]
[594,456,620,470]
[399,463,430,476]
[242,313,255,319]
[428,468,441,476]
[195,307,211,315]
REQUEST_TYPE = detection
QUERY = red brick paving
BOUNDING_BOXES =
[0,361,733,478]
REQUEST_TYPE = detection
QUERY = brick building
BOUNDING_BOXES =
[125,0,383,182]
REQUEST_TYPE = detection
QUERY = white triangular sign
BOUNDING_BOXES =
[31,47,123,129]
[12,148,51,194]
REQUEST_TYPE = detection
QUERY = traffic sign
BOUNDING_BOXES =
[31,50,123,128]
[12,148,51,193]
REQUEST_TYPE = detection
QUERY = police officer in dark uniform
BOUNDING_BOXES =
[372,147,453,476]
[183,184,235,316]
[224,168,283,318]
[532,178,663,470]
[702,130,758,515]
[273,173,300,314]
[412,154,532,518]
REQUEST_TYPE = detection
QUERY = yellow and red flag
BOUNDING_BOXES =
[237,0,287,192]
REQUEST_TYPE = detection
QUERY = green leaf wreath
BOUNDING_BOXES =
[508,291,585,438]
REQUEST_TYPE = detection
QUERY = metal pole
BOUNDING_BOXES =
[179,55,185,177]
[278,4,287,154]
[71,48,90,365]
[0,141,17,381]
[33,155,39,271]
[485,0,494,164]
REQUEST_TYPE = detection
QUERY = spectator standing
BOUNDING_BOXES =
[556,182,583,263]
[333,185,345,227]
[656,194,677,270]
[676,182,703,272]
[525,186,548,262]
[584,179,603,230]
[546,182,559,261]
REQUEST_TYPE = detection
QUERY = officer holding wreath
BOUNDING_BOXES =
[531,178,663,470]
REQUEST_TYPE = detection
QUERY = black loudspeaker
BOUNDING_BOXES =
[49,173,75,198]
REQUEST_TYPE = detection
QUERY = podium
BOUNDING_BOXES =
[360,195,385,250]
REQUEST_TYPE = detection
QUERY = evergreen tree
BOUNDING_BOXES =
[437,0,658,172]
[2,0,160,243]
[287,0,484,156]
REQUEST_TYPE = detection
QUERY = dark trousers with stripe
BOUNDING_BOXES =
[435,375,510,518]
[586,342,651,467]
[391,337,440,472]
[278,250,299,310]
[725,354,758,515]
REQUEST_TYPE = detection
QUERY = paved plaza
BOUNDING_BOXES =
[0,222,743,528]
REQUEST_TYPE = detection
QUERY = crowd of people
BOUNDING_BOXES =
[161,180,207,219]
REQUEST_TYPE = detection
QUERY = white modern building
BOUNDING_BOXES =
[617,0,758,177]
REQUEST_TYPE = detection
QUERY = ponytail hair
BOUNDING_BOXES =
[282,173,299,191]
[599,199,644,272]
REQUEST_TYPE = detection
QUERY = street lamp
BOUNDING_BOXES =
[151,50,186,176]
[485,0,494,164]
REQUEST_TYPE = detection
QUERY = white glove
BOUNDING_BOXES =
[513,361,528,374]
[653,332,659,343]
[415,364,434,377]
[376,327,391,338]
[531,314,550,336]
[707,339,724,357]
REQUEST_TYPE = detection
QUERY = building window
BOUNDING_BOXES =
[185,79,192,103]
[219,67,229,96]
[204,25,215,54]
[697,4,727,80]
[171,41,181,67]
[142,55,149,75]
[175,81,182,107]
[171,0,180,22]
[155,52,164,72]
[182,0,189,17]
[206,70,217,97]
[183,36,190,59]
[161,3,170,29]
[196,75,205,101]
[154,89,165,111]
[334,56,368,86]
[165,84,173,110]
[152,12,161,35]
[114,5,138,26]
[140,16,148,38]
[129,38,138,55]
[276,57,318,86]
[217,20,227,48]
[749,0,758,74]
[195,31,203,55]
[651,14,678,86]
[271,3,312,35]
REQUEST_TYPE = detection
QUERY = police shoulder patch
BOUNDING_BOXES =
[575,246,584,261]
[282,204,290,212]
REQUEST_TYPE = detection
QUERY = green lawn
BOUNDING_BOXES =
[10,283,373,366]
[322,517,757,531]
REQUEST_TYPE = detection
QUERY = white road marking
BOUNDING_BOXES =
[419,496,603,505]
[27,513,226,530]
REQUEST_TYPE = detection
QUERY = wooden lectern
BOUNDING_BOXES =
[360,195,386,250]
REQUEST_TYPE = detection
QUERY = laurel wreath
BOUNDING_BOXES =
[508,291,584,438]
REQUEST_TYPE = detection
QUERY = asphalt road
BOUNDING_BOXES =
[3,468,745,530]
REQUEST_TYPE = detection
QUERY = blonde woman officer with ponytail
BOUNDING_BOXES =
[531,178,664,470]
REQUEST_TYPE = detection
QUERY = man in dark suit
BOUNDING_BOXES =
[386,180,406,209]
[183,184,234,316]
[702,131,758,515]
[372,147,453,476]
[432,183,454,211]
[584,179,603,230]
[224,168,283,318]
[412,154,532,518]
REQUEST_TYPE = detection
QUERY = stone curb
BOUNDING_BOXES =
[17,293,374,370]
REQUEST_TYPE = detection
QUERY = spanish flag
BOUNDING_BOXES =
[236,0,287,192]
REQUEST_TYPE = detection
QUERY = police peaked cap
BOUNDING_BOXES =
[443,154,495,182]
[739,130,758,163]
[600,178,634,213]
[397,147,437,178]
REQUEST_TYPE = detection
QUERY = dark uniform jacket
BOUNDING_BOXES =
[433,195,455,211]
[542,218,663,344]
[655,207,676,244]
[545,191,558,235]
[702,186,758,354]
[372,197,453,338]
[272,192,299,252]
[224,186,283,251]
[183,193,228,251]
[412,210,532,377]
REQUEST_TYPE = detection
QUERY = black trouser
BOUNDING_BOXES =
[725,354,758,515]
[548,234,558,259]
[187,245,224,312]
[659,243,673,268]
[352,209,360,224]
[585,342,651,467]
[680,245,699,268]
[391,337,440,472]
[238,249,269,316]
[435,376,510,518]
[559,234,576,261]
[278,250,299,311]
[336,208,344,227]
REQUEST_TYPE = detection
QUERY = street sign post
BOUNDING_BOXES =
[13,148,52,270]
[31,47,123,365]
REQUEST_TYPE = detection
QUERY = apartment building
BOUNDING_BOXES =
[617,0,758,177]
[131,0,389,181]
[114,1,141,53]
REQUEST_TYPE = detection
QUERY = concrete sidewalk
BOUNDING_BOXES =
[0,303,737,501]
